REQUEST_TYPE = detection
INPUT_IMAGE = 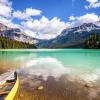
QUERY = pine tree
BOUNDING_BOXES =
[0,36,36,49]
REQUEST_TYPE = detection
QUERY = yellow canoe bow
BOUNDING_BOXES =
[0,72,19,100]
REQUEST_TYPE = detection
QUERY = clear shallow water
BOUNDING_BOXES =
[0,49,100,82]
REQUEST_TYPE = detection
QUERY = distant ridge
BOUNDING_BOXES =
[36,23,100,48]
[0,22,100,49]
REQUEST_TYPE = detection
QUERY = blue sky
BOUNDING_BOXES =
[0,0,100,39]
[12,0,100,22]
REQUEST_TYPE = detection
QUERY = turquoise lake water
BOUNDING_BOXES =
[0,49,100,82]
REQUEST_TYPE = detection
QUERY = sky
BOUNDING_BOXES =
[0,0,100,39]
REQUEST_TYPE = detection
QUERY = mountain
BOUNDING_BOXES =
[0,22,100,49]
[0,23,37,48]
[36,23,100,48]
[0,23,37,44]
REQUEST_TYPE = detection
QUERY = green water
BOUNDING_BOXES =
[0,49,100,80]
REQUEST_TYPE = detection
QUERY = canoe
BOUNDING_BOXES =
[0,72,19,100]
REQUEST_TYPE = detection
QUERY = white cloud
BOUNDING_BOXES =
[69,13,100,26]
[0,0,12,17]
[0,0,12,6]
[0,0,100,40]
[0,4,12,17]
[13,8,42,20]
[0,16,20,28]
[0,0,17,28]
[69,16,76,21]
[21,16,70,39]
[85,0,100,9]
[0,16,11,25]
[86,0,98,4]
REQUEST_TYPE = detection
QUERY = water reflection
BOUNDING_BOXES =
[0,51,38,62]
[19,57,69,80]
[0,49,100,82]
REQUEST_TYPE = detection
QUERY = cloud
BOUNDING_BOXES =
[0,0,12,6]
[69,13,100,26]
[0,16,11,25]
[0,0,12,18]
[0,0,42,29]
[85,0,100,9]
[21,16,70,39]
[13,8,42,20]
[0,0,100,39]
[0,16,20,28]
[69,16,76,21]
[0,0,17,28]
[86,0,98,4]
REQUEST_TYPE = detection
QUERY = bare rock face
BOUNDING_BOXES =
[0,23,11,31]
[0,22,37,44]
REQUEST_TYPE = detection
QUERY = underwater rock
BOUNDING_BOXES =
[38,86,44,90]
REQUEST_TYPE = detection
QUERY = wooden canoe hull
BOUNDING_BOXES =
[5,76,19,100]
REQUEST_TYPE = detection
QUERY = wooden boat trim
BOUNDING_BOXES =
[0,91,10,95]
[0,82,15,87]
[5,75,19,100]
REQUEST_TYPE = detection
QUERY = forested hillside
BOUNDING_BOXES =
[0,36,36,49]
[85,33,100,49]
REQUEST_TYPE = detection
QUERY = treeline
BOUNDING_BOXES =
[0,36,36,49]
[85,33,100,49]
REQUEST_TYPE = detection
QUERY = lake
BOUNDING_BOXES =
[0,49,100,81]
[0,49,100,100]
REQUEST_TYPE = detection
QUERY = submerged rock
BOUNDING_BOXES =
[84,82,97,88]
[19,94,24,98]
[38,86,44,90]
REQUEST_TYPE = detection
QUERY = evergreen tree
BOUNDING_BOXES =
[0,36,36,49]
[85,33,100,49]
